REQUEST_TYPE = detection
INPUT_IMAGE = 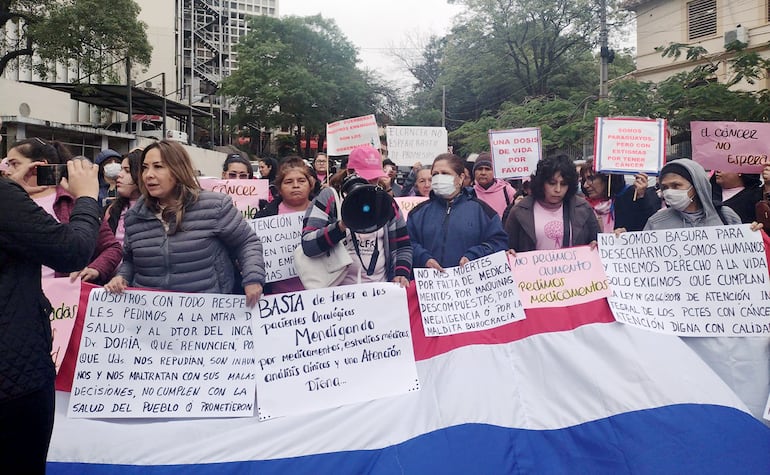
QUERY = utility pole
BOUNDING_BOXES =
[442,86,446,128]
[599,0,609,99]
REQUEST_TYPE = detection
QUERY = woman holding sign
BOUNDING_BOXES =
[104,140,265,307]
[257,157,316,294]
[407,153,508,271]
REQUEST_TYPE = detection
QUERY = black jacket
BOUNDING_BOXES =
[0,179,101,400]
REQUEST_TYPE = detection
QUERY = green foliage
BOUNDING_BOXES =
[0,0,151,80]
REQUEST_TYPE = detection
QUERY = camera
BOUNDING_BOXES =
[36,164,68,186]
[340,173,395,233]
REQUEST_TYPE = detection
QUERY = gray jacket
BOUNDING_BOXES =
[119,191,264,293]
[644,159,740,230]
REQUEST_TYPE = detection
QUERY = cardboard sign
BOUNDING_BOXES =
[247,212,304,283]
[394,196,428,219]
[598,225,770,336]
[691,121,770,173]
[386,126,448,167]
[199,178,270,219]
[414,251,525,336]
[594,118,666,174]
[326,115,380,156]
[488,128,542,179]
[252,283,419,420]
[69,288,257,418]
[43,278,81,373]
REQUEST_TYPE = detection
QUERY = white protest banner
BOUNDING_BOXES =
[386,126,448,167]
[199,178,270,219]
[252,283,418,420]
[594,117,666,174]
[691,121,770,173]
[765,392,770,422]
[394,196,428,219]
[69,288,256,418]
[414,251,525,336]
[488,128,541,179]
[248,212,304,283]
[511,246,610,308]
[326,115,380,156]
[598,225,770,336]
[43,278,81,373]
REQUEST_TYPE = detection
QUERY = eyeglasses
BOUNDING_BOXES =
[226,172,250,179]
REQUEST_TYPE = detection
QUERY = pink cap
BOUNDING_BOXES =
[347,145,385,181]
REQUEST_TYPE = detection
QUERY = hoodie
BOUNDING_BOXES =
[473,179,516,218]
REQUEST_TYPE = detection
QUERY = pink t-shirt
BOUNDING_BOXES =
[533,201,564,250]
[268,202,309,295]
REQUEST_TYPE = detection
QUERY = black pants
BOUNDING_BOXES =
[0,384,55,474]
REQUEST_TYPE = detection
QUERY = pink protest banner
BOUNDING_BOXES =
[199,178,270,219]
[510,246,610,308]
[326,114,380,155]
[488,128,542,179]
[594,118,666,174]
[691,121,770,173]
[42,277,81,373]
[394,196,428,219]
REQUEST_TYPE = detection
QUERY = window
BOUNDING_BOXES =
[687,0,717,41]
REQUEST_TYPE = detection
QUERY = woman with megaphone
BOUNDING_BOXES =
[301,145,412,288]
[407,153,508,272]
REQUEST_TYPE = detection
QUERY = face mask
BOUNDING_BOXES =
[431,174,458,198]
[662,187,693,211]
[103,162,122,180]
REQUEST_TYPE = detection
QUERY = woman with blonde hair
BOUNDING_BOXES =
[105,140,265,306]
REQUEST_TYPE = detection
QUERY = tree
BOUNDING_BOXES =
[0,0,151,79]
[221,14,387,157]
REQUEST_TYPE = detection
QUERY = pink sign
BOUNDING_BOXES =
[488,128,542,179]
[42,278,81,373]
[691,121,770,173]
[394,196,428,219]
[594,118,666,174]
[510,246,610,308]
[199,178,270,219]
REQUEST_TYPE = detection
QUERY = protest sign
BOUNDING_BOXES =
[394,196,428,219]
[43,278,81,373]
[252,282,418,420]
[414,251,525,336]
[511,246,610,308]
[69,288,256,418]
[598,225,770,336]
[326,115,380,156]
[488,128,541,179]
[199,178,270,219]
[691,121,770,173]
[386,126,448,167]
[248,212,304,283]
[594,118,666,174]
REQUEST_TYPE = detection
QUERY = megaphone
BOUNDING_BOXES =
[340,174,395,233]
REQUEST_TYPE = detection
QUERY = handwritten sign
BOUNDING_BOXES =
[594,118,666,174]
[386,126,448,167]
[414,251,525,336]
[199,178,270,219]
[252,283,418,420]
[691,121,770,173]
[598,225,770,336]
[69,288,256,418]
[247,212,304,283]
[326,115,380,156]
[394,196,428,219]
[43,278,81,373]
[488,128,542,179]
[511,246,610,308]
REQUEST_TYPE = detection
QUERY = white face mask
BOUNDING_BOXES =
[103,162,122,180]
[431,174,458,198]
[662,187,693,211]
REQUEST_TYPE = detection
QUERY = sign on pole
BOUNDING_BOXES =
[594,118,666,174]
[326,115,380,156]
[386,126,448,167]
[199,178,270,219]
[488,128,542,179]
[691,121,770,173]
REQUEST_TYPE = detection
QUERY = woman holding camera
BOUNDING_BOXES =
[301,145,412,287]
[4,138,122,284]
[407,153,508,271]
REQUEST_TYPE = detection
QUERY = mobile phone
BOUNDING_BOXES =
[36,164,68,186]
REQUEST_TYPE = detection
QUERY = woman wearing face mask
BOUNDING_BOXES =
[301,145,412,287]
[105,149,143,244]
[407,153,508,271]
[96,149,123,208]
[505,155,599,252]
